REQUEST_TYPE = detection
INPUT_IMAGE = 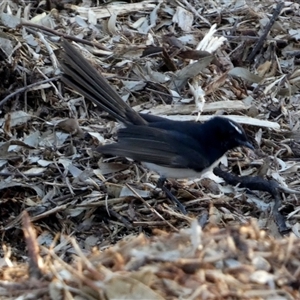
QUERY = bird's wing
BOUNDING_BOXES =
[97,125,210,171]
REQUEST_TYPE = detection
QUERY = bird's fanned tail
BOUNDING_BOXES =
[61,40,146,125]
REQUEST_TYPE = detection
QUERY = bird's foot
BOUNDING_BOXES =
[157,177,187,215]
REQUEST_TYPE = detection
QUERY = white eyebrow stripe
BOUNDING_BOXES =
[229,120,243,135]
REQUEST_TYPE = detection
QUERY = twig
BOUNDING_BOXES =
[0,76,60,107]
[180,0,211,26]
[220,35,287,42]
[22,211,44,279]
[247,2,284,62]
[36,68,65,101]
[213,167,289,235]
[108,208,133,229]
[21,20,108,51]
[42,245,102,293]
[36,31,59,73]
[125,183,178,232]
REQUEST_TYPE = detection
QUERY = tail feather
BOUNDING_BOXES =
[61,40,146,125]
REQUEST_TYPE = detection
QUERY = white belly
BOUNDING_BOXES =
[143,156,223,179]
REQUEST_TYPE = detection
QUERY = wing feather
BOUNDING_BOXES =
[97,125,209,171]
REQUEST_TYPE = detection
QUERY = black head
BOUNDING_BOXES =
[205,117,254,151]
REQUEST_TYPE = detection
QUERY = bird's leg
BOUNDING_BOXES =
[157,177,187,215]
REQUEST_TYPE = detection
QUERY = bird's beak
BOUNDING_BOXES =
[240,140,254,150]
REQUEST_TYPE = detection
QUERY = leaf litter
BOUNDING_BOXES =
[0,0,300,299]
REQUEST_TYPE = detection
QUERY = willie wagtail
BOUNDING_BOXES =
[61,40,254,213]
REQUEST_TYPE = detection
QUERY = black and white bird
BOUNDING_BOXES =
[61,40,254,213]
